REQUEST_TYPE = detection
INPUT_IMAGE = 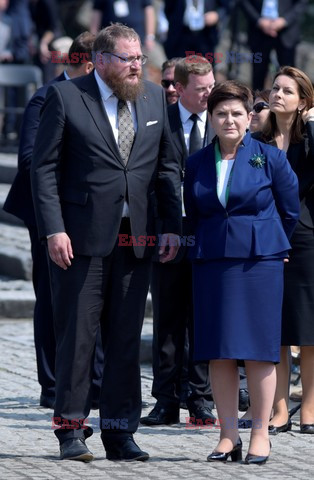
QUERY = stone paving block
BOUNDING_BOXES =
[0,224,32,279]
[0,319,313,480]
[0,153,17,184]
[0,183,24,226]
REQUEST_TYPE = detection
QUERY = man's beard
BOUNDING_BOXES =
[104,70,144,101]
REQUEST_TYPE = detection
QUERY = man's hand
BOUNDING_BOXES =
[258,18,277,37]
[47,233,73,270]
[159,233,180,263]
[204,11,219,27]
[271,17,287,33]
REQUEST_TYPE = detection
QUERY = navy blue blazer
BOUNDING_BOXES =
[3,73,66,227]
[184,132,299,259]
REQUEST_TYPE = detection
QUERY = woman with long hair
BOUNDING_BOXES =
[258,66,314,435]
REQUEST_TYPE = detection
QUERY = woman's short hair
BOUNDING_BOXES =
[207,80,253,114]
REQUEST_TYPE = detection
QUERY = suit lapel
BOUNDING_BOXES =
[127,92,150,165]
[205,116,215,146]
[168,103,188,163]
[78,73,124,165]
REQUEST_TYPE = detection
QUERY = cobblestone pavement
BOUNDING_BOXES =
[1,319,313,480]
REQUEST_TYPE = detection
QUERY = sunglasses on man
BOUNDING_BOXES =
[161,79,176,89]
[253,102,269,113]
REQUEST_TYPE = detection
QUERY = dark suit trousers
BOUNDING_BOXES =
[29,225,56,397]
[250,31,296,90]
[151,258,212,410]
[29,225,104,402]
[50,228,152,442]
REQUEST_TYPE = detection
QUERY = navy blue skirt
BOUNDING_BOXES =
[192,259,284,363]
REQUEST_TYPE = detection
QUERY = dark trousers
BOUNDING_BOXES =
[151,258,212,411]
[29,225,56,397]
[50,230,152,443]
[29,225,104,401]
[250,32,296,90]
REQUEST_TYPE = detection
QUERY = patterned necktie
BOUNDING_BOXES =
[189,113,202,154]
[117,99,135,164]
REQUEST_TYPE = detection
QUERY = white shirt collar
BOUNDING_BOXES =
[94,69,114,101]
[178,99,207,124]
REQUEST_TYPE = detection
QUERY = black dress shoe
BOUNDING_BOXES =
[207,438,242,462]
[238,388,250,412]
[244,452,269,465]
[140,405,179,426]
[39,394,55,409]
[102,434,149,461]
[244,441,271,465]
[238,418,252,429]
[300,424,314,434]
[189,406,216,425]
[268,419,292,435]
[60,438,93,462]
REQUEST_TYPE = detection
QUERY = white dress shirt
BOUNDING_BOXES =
[178,100,207,151]
[94,70,138,216]
[217,159,235,208]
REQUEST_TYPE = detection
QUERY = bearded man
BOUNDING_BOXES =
[31,23,181,463]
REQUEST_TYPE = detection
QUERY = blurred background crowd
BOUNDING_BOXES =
[1,0,314,142]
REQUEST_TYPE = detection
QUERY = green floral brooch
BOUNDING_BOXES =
[249,153,266,168]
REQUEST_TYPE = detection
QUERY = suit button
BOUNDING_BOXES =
[119,195,124,200]
[225,211,229,218]
[124,168,129,173]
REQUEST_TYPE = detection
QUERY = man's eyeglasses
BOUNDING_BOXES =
[161,79,176,89]
[101,51,148,65]
[253,102,269,113]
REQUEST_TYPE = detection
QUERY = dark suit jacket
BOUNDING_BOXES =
[3,73,66,227]
[184,132,299,260]
[30,72,182,258]
[168,102,215,176]
[164,0,227,57]
[255,121,314,229]
[240,0,308,48]
[160,102,214,263]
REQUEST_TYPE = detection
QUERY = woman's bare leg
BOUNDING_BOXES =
[209,359,239,452]
[245,360,276,456]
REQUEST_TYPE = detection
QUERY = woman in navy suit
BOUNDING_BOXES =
[184,81,299,464]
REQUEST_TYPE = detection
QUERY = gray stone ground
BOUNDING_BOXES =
[0,317,313,480]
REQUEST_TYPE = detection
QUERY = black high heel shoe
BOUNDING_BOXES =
[268,418,292,435]
[207,438,242,463]
[244,441,271,465]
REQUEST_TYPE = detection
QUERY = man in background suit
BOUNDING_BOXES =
[31,23,181,462]
[161,57,181,105]
[141,56,216,426]
[3,32,100,409]
[240,0,308,90]
[164,0,227,59]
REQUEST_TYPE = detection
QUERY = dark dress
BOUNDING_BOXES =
[280,122,314,345]
[183,132,299,364]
